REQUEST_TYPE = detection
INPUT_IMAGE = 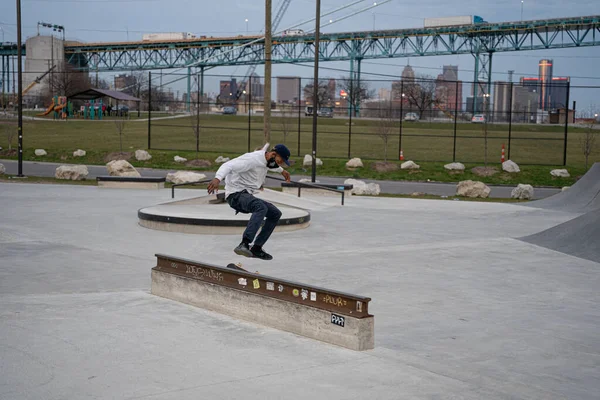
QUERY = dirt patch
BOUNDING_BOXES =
[371,161,399,173]
[408,170,421,175]
[471,166,499,177]
[448,170,464,175]
[0,149,17,157]
[60,155,69,161]
[104,152,132,162]
[185,159,212,168]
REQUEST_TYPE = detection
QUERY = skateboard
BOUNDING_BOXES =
[226,263,260,274]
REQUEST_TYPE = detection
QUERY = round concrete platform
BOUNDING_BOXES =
[138,200,311,235]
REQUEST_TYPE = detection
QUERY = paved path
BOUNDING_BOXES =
[0,159,561,199]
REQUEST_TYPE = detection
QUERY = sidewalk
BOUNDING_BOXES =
[0,159,561,199]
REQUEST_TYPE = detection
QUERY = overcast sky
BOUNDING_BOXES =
[1,0,599,111]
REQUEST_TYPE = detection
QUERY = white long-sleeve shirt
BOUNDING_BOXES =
[215,148,283,198]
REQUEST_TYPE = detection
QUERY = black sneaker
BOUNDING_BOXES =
[251,246,273,261]
[234,242,253,258]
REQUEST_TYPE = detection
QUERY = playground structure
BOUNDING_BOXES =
[81,98,103,120]
[38,95,73,119]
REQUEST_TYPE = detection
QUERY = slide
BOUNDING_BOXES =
[37,103,55,116]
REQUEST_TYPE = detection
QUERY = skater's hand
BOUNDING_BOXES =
[281,170,291,182]
[207,178,221,194]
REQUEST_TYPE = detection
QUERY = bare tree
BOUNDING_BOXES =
[338,76,374,117]
[403,75,437,120]
[375,104,395,161]
[114,116,129,153]
[1,119,17,150]
[580,121,597,170]
[46,64,91,97]
[279,106,294,145]
[303,79,331,110]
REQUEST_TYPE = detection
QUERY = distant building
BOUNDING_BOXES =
[114,74,136,95]
[378,88,391,101]
[538,59,553,111]
[219,78,237,105]
[244,73,263,100]
[550,77,570,109]
[276,76,301,103]
[435,65,462,113]
[493,81,512,121]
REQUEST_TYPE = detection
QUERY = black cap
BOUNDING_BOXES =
[273,144,291,166]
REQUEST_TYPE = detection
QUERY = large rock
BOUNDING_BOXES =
[444,162,465,171]
[35,149,47,156]
[562,186,570,192]
[135,149,152,161]
[215,156,230,164]
[73,149,86,157]
[55,165,89,180]
[502,160,520,173]
[174,156,188,163]
[551,169,570,178]
[345,158,363,169]
[0,163,5,174]
[511,184,534,200]
[106,160,141,177]
[166,171,207,184]
[303,154,323,167]
[344,178,381,196]
[401,160,420,170]
[456,180,491,198]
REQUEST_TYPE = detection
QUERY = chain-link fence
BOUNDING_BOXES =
[2,68,599,166]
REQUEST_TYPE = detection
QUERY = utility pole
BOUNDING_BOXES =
[16,0,24,176]
[311,0,321,182]
[264,0,272,143]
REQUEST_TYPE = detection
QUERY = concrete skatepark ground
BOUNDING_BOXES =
[1,166,599,399]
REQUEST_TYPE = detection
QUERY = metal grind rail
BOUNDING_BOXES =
[154,254,371,318]
[265,175,346,205]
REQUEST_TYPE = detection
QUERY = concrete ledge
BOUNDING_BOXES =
[151,255,374,351]
[97,176,166,190]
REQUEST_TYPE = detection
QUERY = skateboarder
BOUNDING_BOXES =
[207,144,292,260]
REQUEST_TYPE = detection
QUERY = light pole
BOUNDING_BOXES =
[311,0,321,182]
[521,1,524,21]
[17,0,24,177]
[245,18,248,33]
[0,26,4,42]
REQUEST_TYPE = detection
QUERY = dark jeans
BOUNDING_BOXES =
[227,190,282,247]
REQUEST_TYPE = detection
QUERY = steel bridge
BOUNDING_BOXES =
[1,14,599,111]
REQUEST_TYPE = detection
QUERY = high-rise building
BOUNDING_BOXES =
[276,76,300,103]
[538,59,553,111]
[401,65,415,82]
[114,74,136,95]
[435,65,462,112]
[219,78,237,105]
[512,84,539,122]
[378,88,391,101]
[550,77,569,109]
[245,73,264,100]
[493,81,512,121]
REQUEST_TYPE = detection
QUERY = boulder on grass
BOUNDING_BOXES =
[215,156,230,164]
[345,158,364,169]
[135,150,152,161]
[401,160,420,170]
[444,162,465,171]
[166,171,207,184]
[73,149,86,157]
[511,184,534,200]
[35,149,47,156]
[106,160,141,177]
[456,180,491,198]
[303,154,323,167]
[551,169,570,178]
[174,156,187,163]
[344,178,380,196]
[55,165,89,180]
[502,160,520,173]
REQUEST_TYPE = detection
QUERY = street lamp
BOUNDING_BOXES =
[0,26,4,42]
[521,1,524,21]
[245,18,249,33]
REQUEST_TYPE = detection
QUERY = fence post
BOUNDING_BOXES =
[453,80,459,162]
[397,81,404,160]
[148,71,152,149]
[508,82,513,160]
[562,80,571,166]
[196,73,200,153]
[248,75,252,153]
[297,77,301,156]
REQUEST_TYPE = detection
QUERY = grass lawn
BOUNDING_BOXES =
[1,113,598,188]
